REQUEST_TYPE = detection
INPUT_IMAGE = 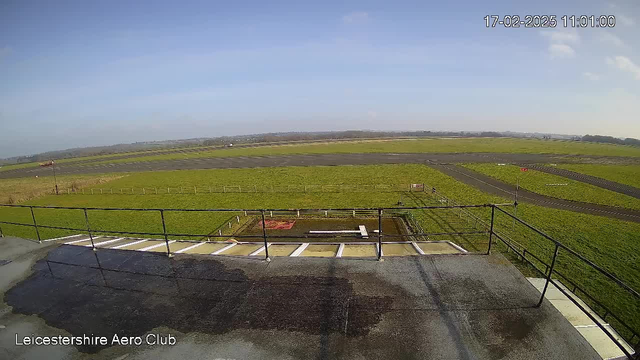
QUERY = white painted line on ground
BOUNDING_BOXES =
[212,243,236,255]
[336,243,345,258]
[88,238,124,247]
[412,242,426,255]
[175,242,206,254]
[112,239,147,249]
[448,242,468,253]
[575,324,609,328]
[359,225,368,238]
[139,241,175,252]
[65,237,93,245]
[290,243,309,257]
[249,243,271,256]
[44,234,83,242]
[309,230,360,234]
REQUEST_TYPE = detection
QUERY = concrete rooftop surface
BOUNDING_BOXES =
[0,236,601,360]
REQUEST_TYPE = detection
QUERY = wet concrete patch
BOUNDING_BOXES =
[4,246,393,354]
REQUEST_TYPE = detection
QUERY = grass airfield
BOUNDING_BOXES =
[1,138,640,342]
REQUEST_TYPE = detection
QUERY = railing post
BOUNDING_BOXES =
[30,206,41,243]
[160,210,172,257]
[83,208,96,250]
[537,244,560,307]
[487,205,495,254]
[377,208,383,261]
[261,210,270,262]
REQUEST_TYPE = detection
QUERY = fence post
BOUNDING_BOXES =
[377,209,383,261]
[29,206,42,243]
[487,206,495,255]
[142,188,145,195]
[261,210,270,262]
[194,186,197,194]
[537,244,560,307]
[160,210,172,257]
[83,208,95,250]
[0,224,3,237]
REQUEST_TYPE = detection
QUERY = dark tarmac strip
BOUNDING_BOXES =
[523,165,640,200]
[430,164,640,224]
[3,152,639,179]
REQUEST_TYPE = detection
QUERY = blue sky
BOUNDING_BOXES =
[1,0,639,157]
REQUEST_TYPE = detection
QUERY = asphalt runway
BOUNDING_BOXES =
[430,164,640,223]
[3,152,639,179]
[523,165,640,199]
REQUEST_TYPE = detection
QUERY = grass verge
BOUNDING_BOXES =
[462,163,640,210]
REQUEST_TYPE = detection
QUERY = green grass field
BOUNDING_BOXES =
[5,137,640,173]
[0,163,638,340]
[462,163,640,210]
[68,137,640,167]
[557,164,640,189]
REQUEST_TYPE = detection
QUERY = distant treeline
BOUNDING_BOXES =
[201,131,507,146]
[582,135,640,147]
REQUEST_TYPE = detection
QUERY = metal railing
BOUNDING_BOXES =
[0,202,638,358]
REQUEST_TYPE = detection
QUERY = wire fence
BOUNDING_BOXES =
[56,183,428,195]
[0,201,638,358]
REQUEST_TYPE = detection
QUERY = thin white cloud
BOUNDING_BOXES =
[549,44,575,59]
[606,56,640,80]
[540,30,579,59]
[597,31,628,48]
[342,11,369,24]
[540,30,580,44]
[583,72,601,81]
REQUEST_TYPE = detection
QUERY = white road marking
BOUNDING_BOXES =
[359,225,368,238]
[336,243,345,258]
[65,237,94,245]
[411,242,426,255]
[175,242,206,254]
[249,243,271,256]
[448,242,468,253]
[112,239,147,249]
[44,234,83,242]
[139,241,175,252]
[211,243,236,255]
[290,243,309,257]
[88,238,124,247]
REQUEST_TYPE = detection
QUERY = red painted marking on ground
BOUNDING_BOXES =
[256,220,296,230]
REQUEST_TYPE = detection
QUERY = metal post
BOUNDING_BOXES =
[487,206,495,254]
[261,210,270,261]
[0,224,3,237]
[377,209,383,261]
[29,206,42,243]
[52,161,59,195]
[537,244,560,307]
[83,208,96,250]
[160,210,172,257]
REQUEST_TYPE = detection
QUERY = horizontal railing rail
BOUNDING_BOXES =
[0,202,637,358]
